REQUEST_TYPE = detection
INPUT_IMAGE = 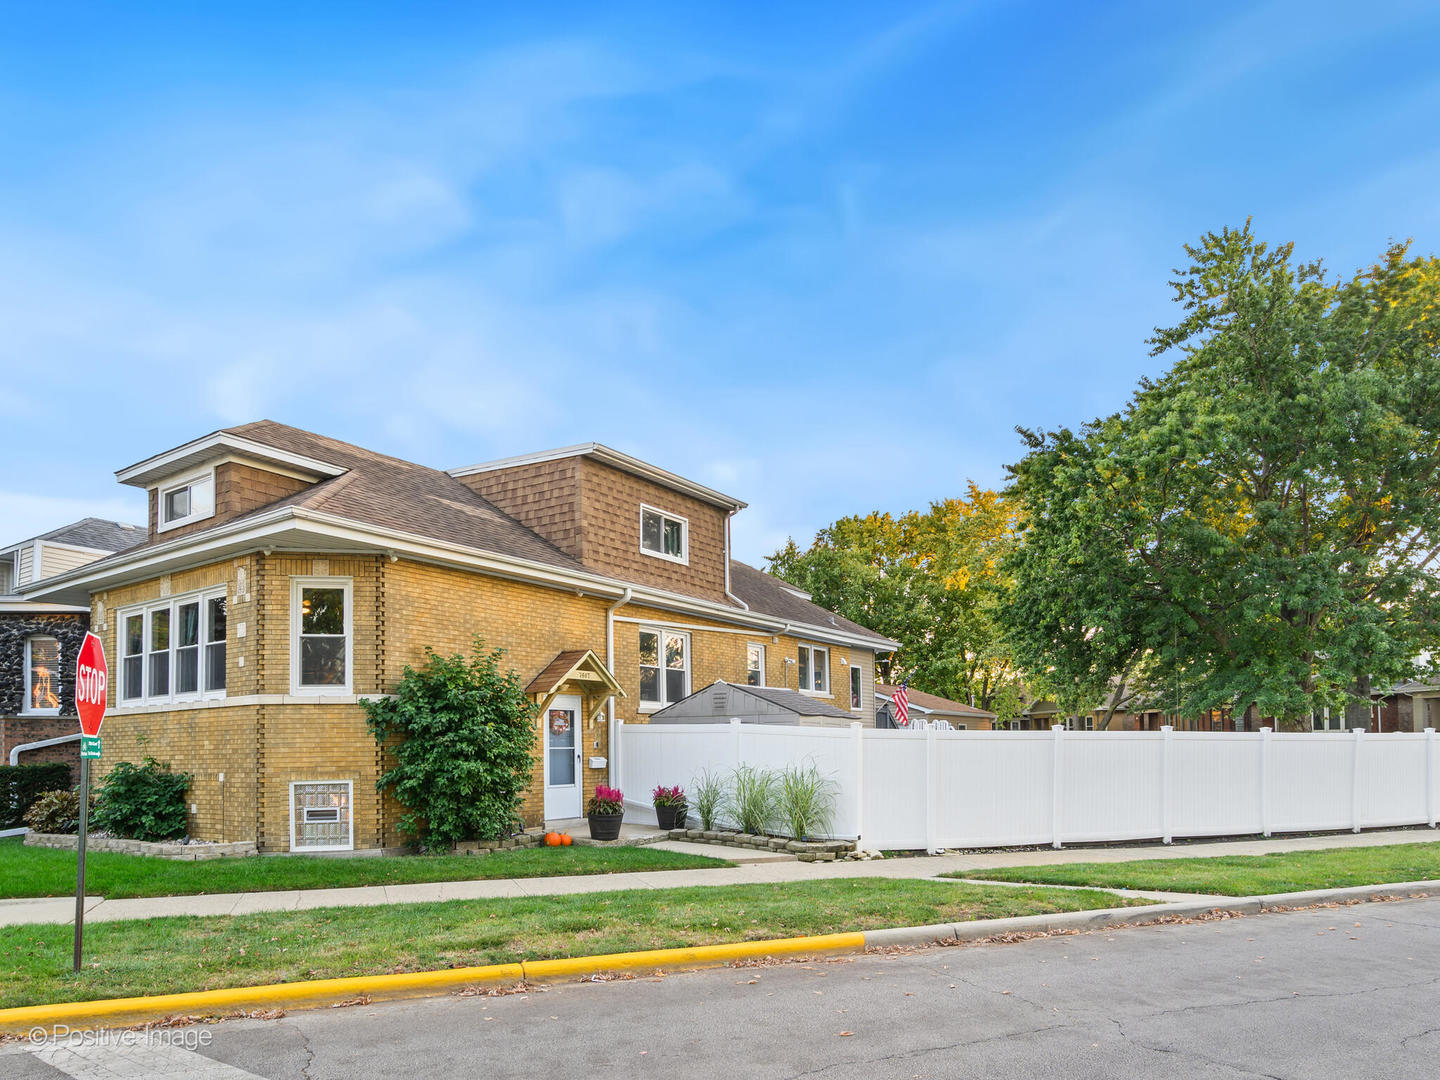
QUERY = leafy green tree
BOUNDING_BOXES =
[364,640,538,851]
[1006,224,1440,727]
[767,485,1024,716]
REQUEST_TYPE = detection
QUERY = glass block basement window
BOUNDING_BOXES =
[291,781,353,850]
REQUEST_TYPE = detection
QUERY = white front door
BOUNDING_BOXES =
[544,695,583,820]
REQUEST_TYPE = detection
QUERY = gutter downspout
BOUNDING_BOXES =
[605,587,633,788]
[724,511,748,610]
[10,732,81,766]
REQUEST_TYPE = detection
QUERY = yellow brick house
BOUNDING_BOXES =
[28,422,896,852]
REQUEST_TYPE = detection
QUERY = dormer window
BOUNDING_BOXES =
[640,505,688,564]
[158,471,215,532]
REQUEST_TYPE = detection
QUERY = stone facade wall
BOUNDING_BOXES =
[577,458,729,603]
[0,610,89,719]
[453,458,583,559]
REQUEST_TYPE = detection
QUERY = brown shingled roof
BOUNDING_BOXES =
[100,420,585,572]
[876,683,997,720]
[727,560,894,649]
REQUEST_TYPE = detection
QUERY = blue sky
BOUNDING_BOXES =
[2,1,1438,564]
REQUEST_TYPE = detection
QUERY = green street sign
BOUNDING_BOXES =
[80,735,101,759]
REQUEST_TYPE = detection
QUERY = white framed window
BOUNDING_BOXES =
[291,577,352,694]
[0,551,15,594]
[290,780,353,851]
[849,665,863,711]
[639,626,689,708]
[23,636,61,714]
[639,504,688,564]
[746,643,766,687]
[156,469,216,532]
[797,644,829,694]
[116,588,227,706]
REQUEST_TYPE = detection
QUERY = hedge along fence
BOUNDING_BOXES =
[1,762,74,829]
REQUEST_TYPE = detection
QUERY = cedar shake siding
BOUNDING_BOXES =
[147,462,311,541]
[575,457,728,603]
[452,457,583,559]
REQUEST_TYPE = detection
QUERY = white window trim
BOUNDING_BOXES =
[638,503,689,566]
[797,644,831,696]
[746,642,767,687]
[637,625,690,712]
[291,576,354,695]
[21,635,62,716]
[849,663,863,712]
[115,587,228,707]
[289,779,354,852]
[156,467,217,533]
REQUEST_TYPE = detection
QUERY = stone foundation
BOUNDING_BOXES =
[667,828,854,861]
[25,832,257,860]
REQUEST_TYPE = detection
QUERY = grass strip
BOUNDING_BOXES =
[0,837,729,900]
[1,879,1134,1008]
[946,841,1440,896]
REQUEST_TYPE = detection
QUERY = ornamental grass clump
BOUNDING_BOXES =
[691,769,726,831]
[777,761,838,841]
[729,764,779,835]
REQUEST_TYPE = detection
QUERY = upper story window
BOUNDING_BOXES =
[118,588,227,705]
[158,471,215,532]
[24,636,61,714]
[292,577,352,693]
[797,644,828,694]
[850,665,863,710]
[0,551,15,594]
[746,643,765,687]
[639,626,689,708]
[639,505,688,565]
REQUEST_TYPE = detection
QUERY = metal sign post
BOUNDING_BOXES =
[73,633,108,975]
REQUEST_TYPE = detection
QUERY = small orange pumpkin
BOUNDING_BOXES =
[560,833,573,846]
[544,832,561,847]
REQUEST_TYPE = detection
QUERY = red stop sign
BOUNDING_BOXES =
[75,631,108,737]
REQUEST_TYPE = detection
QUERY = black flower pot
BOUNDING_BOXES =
[587,811,624,842]
[655,804,688,830]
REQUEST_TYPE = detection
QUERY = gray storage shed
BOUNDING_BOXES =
[647,680,863,727]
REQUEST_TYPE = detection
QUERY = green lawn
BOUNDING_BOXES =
[947,841,1440,896]
[0,878,1134,1007]
[0,837,729,900]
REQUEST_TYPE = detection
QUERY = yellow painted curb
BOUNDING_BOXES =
[0,933,867,1035]
[523,932,866,981]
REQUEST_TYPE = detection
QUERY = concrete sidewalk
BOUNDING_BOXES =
[2,827,1436,928]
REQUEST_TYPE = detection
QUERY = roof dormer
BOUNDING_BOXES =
[118,427,347,540]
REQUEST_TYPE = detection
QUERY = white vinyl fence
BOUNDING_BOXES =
[616,719,1440,852]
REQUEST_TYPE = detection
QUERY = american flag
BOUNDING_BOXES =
[893,681,911,727]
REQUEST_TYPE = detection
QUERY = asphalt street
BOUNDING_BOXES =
[9,896,1440,1079]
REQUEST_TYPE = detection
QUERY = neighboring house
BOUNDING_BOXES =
[649,680,860,726]
[24,422,897,852]
[1,518,145,771]
[1371,678,1440,733]
[873,683,997,730]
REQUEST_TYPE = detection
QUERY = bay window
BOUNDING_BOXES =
[116,587,227,706]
